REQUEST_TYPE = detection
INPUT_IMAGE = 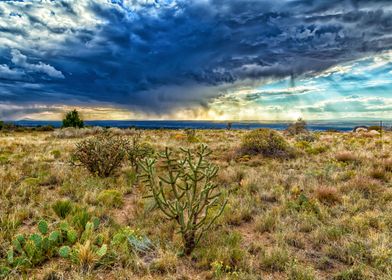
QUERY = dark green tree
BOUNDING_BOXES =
[62,110,84,128]
[0,120,4,130]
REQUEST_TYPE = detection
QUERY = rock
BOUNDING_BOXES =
[353,126,368,133]
[368,130,380,136]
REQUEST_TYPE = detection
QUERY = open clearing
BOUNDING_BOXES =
[1,129,391,279]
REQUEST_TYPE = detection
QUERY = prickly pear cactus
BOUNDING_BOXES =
[59,246,71,258]
[38,220,49,235]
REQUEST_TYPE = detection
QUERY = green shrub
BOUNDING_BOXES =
[241,128,293,158]
[62,109,84,128]
[296,133,318,143]
[72,133,129,177]
[52,200,73,219]
[0,155,9,165]
[97,189,124,208]
[286,194,320,216]
[185,129,199,143]
[127,131,154,172]
[139,144,227,255]
[306,145,328,155]
[36,125,55,132]
[51,149,61,159]
[286,118,308,135]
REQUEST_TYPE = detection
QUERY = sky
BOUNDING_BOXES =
[0,0,392,121]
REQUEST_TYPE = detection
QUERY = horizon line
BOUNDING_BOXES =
[8,118,392,123]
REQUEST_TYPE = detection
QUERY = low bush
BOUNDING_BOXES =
[53,127,104,139]
[51,150,61,159]
[286,118,308,135]
[241,128,294,158]
[296,133,318,143]
[36,125,55,132]
[306,145,329,155]
[127,131,154,171]
[97,189,124,208]
[72,133,129,177]
[184,129,199,143]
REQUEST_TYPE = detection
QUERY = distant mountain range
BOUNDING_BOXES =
[8,119,392,132]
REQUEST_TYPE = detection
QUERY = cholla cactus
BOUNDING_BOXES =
[139,144,227,255]
[72,132,129,177]
[127,131,154,172]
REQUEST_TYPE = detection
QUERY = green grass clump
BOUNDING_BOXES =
[52,200,73,219]
[97,189,124,208]
[333,266,368,280]
[287,262,316,280]
[259,247,290,272]
[51,150,61,159]
[194,231,247,270]
[254,209,278,233]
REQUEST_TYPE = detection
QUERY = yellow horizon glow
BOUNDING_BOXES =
[21,104,307,121]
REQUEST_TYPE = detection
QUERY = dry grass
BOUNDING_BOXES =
[335,151,359,163]
[314,186,341,205]
[0,129,391,279]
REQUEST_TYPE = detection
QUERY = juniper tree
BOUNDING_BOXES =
[62,109,84,128]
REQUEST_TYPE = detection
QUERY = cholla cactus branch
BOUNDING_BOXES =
[139,144,226,255]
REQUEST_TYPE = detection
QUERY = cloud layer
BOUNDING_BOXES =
[0,0,392,119]
[206,52,392,120]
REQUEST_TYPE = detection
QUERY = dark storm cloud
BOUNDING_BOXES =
[1,0,392,117]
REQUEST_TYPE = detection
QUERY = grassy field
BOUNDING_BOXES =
[0,128,391,279]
